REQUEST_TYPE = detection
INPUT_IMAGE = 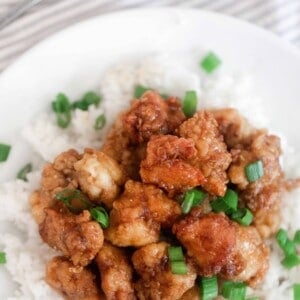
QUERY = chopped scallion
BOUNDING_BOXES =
[200,276,218,300]
[72,92,101,110]
[55,189,92,213]
[134,85,150,98]
[222,281,247,300]
[231,208,253,226]
[200,52,221,73]
[182,91,197,118]
[0,143,11,162]
[294,230,300,244]
[94,114,106,130]
[170,261,188,275]
[168,246,185,262]
[0,252,6,264]
[245,160,264,183]
[276,228,288,249]
[52,93,72,128]
[181,189,206,214]
[90,206,109,228]
[17,163,32,181]
[281,253,300,269]
[211,189,238,214]
[294,283,300,300]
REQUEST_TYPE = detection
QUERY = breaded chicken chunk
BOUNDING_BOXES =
[140,135,206,195]
[132,242,196,300]
[228,132,282,237]
[74,149,126,209]
[101,112,146,180]
[179,111,231,196]
[173,209,269,286]
[46,256,100,300]
[209,108,255,148]
[40,209,103,266]
[96,242,136,300]
[31,149,82,224]
[173,210,236,277]
[123,91,185,143]
[105,180,181,247]
[222,226,269,287]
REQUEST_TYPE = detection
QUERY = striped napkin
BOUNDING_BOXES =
[0,0,299,73]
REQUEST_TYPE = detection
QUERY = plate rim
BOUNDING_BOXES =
[1,7,300,81]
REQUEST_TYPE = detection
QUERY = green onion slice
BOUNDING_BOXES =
[182,90,197,118]
[52,93,72,128]
[55,189,92,213]
[17,163,32,181]
[294,230,300,244]
[90,206,109,229]
[200,52,221,74]
[72,92,101,111]
[231,208,253,226]
[281,253,300,269]
[134,85,150,98]
[0,252,6,264]
[0,143,11,162]
[294,283,300,300]
[170,261,188,275]
[222,281,247,300]
[94,114,106,130]
[200,276,218,300]
[276,228,288,248]
[181,189,206,214]
[168,246,185,262]
[211,189,238,214]
[245,160,264,183]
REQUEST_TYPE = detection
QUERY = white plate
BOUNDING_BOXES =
[0,8,300,298]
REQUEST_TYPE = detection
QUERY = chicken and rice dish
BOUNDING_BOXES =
[30,90,292,299]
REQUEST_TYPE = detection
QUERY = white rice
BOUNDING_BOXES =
[0,52,299,299]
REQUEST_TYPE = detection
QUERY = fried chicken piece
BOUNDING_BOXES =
[173,210,236,277]
[74,149,126,209]
[46,256,101,300]
[96,242,136,300]
[179,111,231,196]
[228,132,282,237]
[132,242,196,300]
[140,135,206,195]
[105,180,181,247]
[209,108,255,148]
[221,226,269,287]
[40,209,103,266]
[179,286,199,300]
[101,112,146,180]
[30,149,82,224]
[123,91,186,143]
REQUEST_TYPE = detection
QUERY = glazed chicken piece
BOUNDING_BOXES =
[179,111,231,196]
[123,91,186,143]
[228,132,282,238]
[105,180,181,247]
[46,256,101,300]
[173,210,236,277]
[96,242,136,300]
[132,242,196,300]
[140,135,206,195]
[222,225,269,287]
[173,209,269,286]
[30,149,82,224]
[40,209,103,266]
[209,108,255,148]
[179,286,199,300]
[74,148,126,209]
[101,112,146,180]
